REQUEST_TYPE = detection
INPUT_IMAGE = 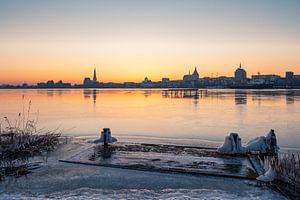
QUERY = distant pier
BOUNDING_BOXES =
[162,88,208,98]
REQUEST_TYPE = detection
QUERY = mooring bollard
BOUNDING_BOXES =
[101,128,111,147]
[270,129,277,153]
[94,128,117,146]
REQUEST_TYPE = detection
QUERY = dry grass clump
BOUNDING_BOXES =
[0,99,61,179]
[264,153,300,198]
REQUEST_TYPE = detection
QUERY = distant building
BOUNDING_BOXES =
[55,80,71,88]
[124,82,138,88]
[161,77,170,88]
[37,82,45,88]
[46,80,55,87]
[217,76,234,87]
[286,71,294,82]
[191,67,200,81]
[182,72,191,82]
[83,77,92,86]
[234,63,247,85]
[83,68,100,87]
[143,77,151,83]
[37,80,71,88]
[183,67,200,87]
[22,83,29,88]
[168,80,182,88]
[294,75,300,81]
[162,77,170,83]
[251,74,281,85]
[93,68,97,82]
[102,82,123,88]
[141,77,154,88]
[37,80,55,88]
[183,67,199,82]
[285,71,300,87]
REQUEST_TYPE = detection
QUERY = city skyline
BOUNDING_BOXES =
[2,64,300,90]
[0,64,298,86]
[1,63,299,85]
[1,0,300,84]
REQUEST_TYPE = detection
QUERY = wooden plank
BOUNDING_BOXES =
[59,143,258,180]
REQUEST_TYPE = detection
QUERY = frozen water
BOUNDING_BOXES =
[0,162,285,200]
[0,138,286,199]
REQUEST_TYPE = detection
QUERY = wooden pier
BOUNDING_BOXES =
[59,142,259,180]
[162,88,208,98]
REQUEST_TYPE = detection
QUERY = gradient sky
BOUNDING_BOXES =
[0,0,300,84]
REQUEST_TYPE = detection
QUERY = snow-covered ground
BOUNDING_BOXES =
[0,138,286,200]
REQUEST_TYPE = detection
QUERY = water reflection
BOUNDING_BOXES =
[286,91,295,104]
[161,89,206,99]
[47,90,54,97]
[0,89,300,148]
[37,89,70,97]
[251,92,262,106]
[234,91,247,105]
[83,89,99,104]
[161,89,300,106]
[144,90,152,98]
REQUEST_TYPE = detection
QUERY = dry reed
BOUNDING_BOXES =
[0,98,61,179]
[264,153,300,198]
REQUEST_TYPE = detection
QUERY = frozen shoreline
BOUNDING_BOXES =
[0,137,286,199]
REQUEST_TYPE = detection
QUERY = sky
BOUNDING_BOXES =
[0,0,300,84]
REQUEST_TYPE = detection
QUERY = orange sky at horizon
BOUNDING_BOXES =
[1,61,299,85]
[1,37,299,84]
[1,42,299,85]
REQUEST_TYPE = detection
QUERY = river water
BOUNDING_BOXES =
[0,89,299,149]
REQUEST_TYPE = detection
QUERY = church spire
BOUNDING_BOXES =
[93,68,97,82]
[192,66,199,76]
[239,62,242,69]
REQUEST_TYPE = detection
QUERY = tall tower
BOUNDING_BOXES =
[192,67,199,80]
[235,63,247,84]
[93,68,97,82]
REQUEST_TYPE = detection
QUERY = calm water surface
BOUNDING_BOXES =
[0,89,299,149]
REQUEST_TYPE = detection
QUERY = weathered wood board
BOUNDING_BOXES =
[59,143,258,179]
